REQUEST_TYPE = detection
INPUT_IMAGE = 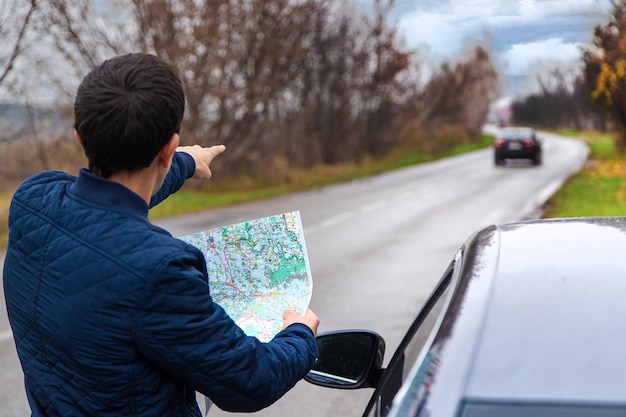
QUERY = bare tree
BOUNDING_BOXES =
[0,0,37,85]
[418,43,501,142]
[33,0,135,95]
[288,0,412,165]
[512,66,599,130]
[358,0,411,156]
[130,0,329,168]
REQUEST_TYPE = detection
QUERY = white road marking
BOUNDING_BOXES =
[305,211,358,235]
[319,212,354,228]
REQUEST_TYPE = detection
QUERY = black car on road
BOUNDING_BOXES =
[494,127,542,166]
[306,216,626,417]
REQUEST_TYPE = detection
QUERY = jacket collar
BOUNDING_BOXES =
[69,168,149,219]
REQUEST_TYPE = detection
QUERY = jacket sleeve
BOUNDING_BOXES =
[148,152,196,208]
[133,245,318,412]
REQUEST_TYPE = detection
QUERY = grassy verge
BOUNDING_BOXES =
[542,130,626,218]
[148,133,495,220]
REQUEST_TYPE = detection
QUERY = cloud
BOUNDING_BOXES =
[502,38,583,76]
[386,0,612,75]
[396,13,463,58]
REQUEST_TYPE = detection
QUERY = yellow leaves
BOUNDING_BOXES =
[617,59,626,78]
[617,184,626,204]
[592,59,626,105]
[587,158,626,179]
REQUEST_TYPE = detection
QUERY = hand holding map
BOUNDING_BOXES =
[282,309,320,337]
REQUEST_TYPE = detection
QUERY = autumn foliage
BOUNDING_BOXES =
[583,0,626,151]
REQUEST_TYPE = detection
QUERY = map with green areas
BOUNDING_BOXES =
[179,211,313,342]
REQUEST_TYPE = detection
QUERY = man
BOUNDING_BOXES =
[3,52,319,416]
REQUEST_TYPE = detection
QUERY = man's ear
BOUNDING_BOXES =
[157,133,180,168]
[74,130,83,148]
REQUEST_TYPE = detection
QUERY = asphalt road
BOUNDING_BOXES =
[0,130,589,416]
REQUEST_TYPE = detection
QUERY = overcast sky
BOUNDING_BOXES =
[1,0,616,103]
[357,0,613,95]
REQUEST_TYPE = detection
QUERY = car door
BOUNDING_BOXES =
[361,252,459,417]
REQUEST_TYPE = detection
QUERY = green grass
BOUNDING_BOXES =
[148,185,293,218]
[588,137,617,160]
[544,175,626,217]
[543,130,626,218]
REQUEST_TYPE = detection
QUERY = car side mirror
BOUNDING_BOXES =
[304,330,385,389]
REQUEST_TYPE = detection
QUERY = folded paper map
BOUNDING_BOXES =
[178,211,313,342]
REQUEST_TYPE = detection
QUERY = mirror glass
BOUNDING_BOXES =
[306,331,383,387]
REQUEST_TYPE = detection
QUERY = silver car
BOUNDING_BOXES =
[306,216,626,417]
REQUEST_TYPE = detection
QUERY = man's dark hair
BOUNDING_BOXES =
[74,53,185,178]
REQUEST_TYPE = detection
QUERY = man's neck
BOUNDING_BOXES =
[108,168,158,205]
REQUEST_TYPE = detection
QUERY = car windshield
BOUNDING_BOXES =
[499,128,534,139]
[459,401,626,417]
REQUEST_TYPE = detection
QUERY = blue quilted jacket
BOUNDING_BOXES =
[3,152,317,416]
